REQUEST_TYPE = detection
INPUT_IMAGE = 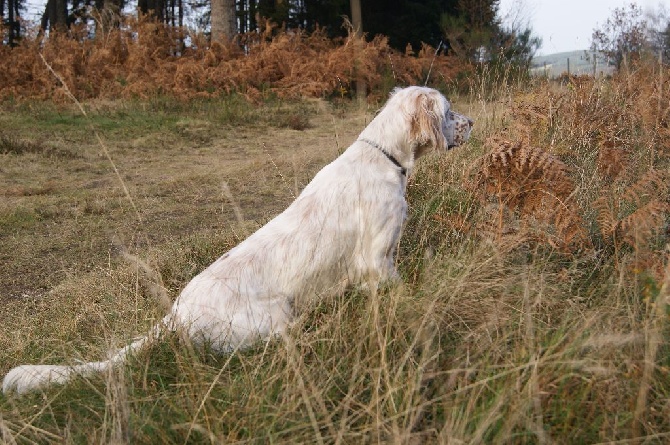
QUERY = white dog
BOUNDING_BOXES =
[3,86,473,395]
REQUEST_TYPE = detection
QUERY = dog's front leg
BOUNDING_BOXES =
[356,253,402,293]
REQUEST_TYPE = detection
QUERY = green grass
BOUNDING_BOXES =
[0,81,668,443]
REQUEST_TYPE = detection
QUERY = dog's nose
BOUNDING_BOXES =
[467,118,474,128]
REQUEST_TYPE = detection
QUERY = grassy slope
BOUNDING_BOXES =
[531,51,615,77]
[0,76,668,444]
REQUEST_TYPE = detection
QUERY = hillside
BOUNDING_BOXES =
[531,50,614,77]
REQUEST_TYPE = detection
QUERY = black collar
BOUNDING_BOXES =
[358,138,407,176]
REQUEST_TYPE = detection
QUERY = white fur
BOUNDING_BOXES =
[2,86,473,395]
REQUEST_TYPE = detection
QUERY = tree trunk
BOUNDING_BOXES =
[55,0,68,30]
[350,0,362,37]
[40,0,68,31]
[94,0,123,35]
[211,0,237,44]
[350,0,366,104]
[7,0,14,45]
[138,0,165,22]
[178,0,183,27]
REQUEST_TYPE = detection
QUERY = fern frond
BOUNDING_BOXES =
[470,138,590,250]
[593,196,618,239]
[597,139,628,181]
[619,200,670,249]
[621,169,669,207]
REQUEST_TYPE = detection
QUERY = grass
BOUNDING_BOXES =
[0,68,669,443]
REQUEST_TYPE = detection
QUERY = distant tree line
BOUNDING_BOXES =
[0,0,23,45]
[1,0,541,69]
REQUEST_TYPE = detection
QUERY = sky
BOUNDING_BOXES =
[498,0,670,55]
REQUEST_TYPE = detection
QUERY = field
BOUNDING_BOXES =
[530,50,615,77]
[0,64,669,443]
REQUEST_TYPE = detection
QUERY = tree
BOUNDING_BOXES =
[257,0,289,27]
[362,0,457,51]
[237,0,258,33]
[661,21,670,61]
[491,26,541,69]
[40,0,68,32]
[441,0,540,68]
[293,0,348,33]
[1,0,23,45]
[138,0,166,21]
[590,3,647,70]
[644,4,670,63]
[91,0,126,34]
[441,0,497,59]
[350,0,365,102]
[210,0,236,43]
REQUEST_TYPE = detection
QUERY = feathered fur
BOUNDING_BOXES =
[3,86,473,395]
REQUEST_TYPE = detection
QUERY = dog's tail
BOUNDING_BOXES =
[2,316,171,395]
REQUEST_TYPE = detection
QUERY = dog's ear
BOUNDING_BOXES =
[409,91,448,154]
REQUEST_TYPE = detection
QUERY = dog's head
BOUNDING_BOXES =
[445,109,474,149]
[389,86,473,157]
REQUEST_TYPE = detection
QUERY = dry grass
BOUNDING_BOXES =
[0,61,669,443]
